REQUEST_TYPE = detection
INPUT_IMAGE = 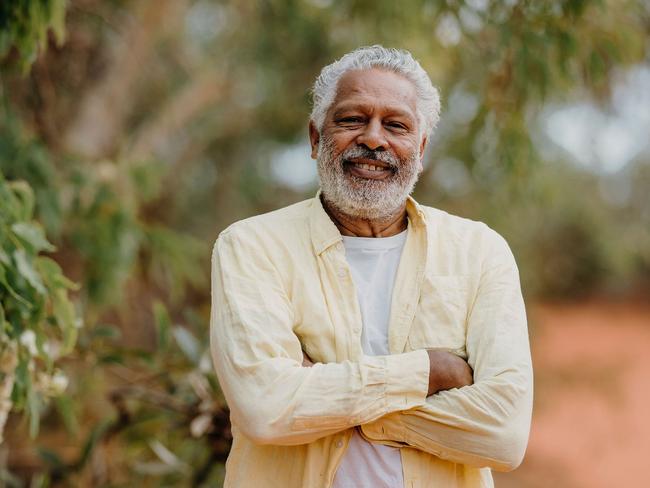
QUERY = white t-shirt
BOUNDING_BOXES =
[332,229,408,488]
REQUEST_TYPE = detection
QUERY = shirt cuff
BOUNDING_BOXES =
[383,349,429,411]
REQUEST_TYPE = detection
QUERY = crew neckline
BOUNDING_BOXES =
[341,229,408,250]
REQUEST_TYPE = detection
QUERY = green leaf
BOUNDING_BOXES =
[12,356,30,410]
[7,181,35,221]
[13,249,47,295]
[133,348,154,366]
[54,393,79,436]
[11,222,56,253]
[51,288,77,353]
[153,301,171,351]
[90,323,121,340]
[98,352,125,365]
[36,256,78,290]
[29,472,50,488]
[28,385,42,438]
[0,246,10,266]
[0,263,32,310]
[50,0,68,44]
[33,321,49,363]
[37,447,65,468]
[79,418,113,468]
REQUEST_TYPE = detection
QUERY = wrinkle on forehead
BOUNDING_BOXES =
[330,68,419,120]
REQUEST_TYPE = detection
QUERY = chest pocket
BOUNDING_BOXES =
[407,275,471,357]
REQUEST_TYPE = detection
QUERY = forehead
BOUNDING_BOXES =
[329,68,419,118]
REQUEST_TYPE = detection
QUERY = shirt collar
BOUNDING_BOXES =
[309,190,427,255]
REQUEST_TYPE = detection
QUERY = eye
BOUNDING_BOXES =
[386,121,408,131]
[337,116,364,124]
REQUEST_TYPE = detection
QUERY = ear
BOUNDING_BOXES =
[417,135,428,173]
[309,121,320,160]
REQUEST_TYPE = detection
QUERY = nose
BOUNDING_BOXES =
[356,118,387,151]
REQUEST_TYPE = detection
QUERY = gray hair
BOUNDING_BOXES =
[310,45,441,138]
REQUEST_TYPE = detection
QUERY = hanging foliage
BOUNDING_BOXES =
[0,171,79,441]
[0,0,67,73]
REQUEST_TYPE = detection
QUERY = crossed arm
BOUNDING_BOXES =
[302,349,474,398]
[210,228,533,471]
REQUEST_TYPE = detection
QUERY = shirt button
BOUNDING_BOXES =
[352,327,360,334]
[338,269,346,278]
[336,440,343,448]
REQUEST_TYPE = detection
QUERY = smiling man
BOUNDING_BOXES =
[210,46,533,488]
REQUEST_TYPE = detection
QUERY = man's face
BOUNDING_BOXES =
[310,68,427,220]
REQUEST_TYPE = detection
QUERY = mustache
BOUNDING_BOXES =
[339,146,399,169]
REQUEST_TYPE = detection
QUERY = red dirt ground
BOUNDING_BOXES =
[494,298,650,488]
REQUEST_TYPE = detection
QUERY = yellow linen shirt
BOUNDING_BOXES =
[210,194,533,488]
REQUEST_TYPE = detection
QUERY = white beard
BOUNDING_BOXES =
[316,135,421,221]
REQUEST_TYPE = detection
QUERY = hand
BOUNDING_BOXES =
[426,349,473,396]
[302,350,315,367]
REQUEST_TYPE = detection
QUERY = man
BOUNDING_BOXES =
[210,45,533,488]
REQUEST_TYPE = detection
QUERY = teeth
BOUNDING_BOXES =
[355,163,383,171]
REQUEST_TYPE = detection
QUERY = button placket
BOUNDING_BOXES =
[333,251,363,359]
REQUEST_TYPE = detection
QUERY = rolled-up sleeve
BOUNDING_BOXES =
[210,225,430,446]
[360,228,533,471]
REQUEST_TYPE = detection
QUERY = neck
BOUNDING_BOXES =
[321,196,408,238]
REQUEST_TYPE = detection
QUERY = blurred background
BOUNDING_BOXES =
[1,0,649,486]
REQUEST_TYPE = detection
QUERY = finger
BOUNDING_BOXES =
[302,351,314,367]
